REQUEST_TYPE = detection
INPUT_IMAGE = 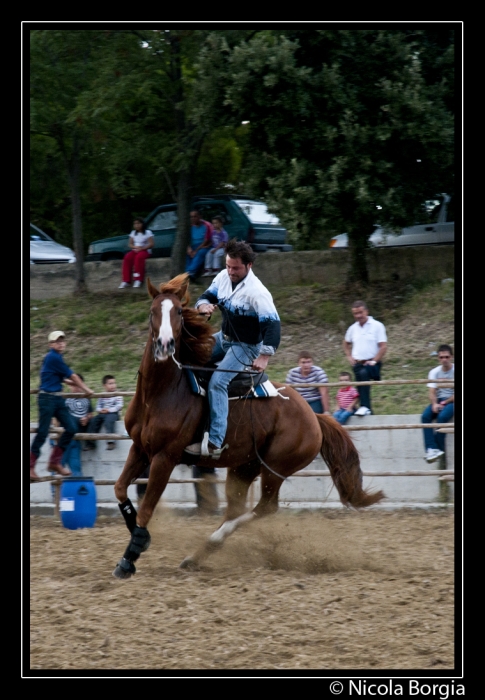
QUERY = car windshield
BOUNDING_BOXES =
[234,200,281,224]
[148,210,178,230]
[30,225,52,242]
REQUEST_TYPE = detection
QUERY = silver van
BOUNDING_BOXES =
[330,194,455,248]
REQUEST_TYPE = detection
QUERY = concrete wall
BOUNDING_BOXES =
[29,246,455,300]
[30,415,454,512]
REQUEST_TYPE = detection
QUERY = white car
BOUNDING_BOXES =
[329,194,454,248]
[30,223,76,264]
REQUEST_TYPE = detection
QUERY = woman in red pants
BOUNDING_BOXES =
[119,218,154,288]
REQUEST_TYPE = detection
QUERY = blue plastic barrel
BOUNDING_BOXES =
[59,477,97,530]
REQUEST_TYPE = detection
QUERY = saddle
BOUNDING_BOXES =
[186,366,268,398]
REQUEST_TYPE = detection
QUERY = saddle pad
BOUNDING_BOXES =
[186,369,206,397]
[228,379,286,399]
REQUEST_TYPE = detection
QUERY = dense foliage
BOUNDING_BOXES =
[29,26,457,286]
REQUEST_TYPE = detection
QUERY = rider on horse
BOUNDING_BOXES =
[185,239,281,458]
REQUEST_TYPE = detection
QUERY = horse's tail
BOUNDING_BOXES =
[316,414,385,508]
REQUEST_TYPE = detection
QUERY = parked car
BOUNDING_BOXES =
[329,194,455,248]
[86,195,293,262]
[30,223,76,264]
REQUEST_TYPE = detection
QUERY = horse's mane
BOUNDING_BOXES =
[180,308,215,365]
[158,274,215,366]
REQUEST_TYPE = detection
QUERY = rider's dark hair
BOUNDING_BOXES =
[225,239,256,265]
[102,374,115,384]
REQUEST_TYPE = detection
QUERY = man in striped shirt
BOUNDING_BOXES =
[285,351,330,414]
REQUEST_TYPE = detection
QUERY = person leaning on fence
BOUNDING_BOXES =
[343,300,387,416]
[421,344,455,463]
[285,350,331,414]
[333,371,360,425]
[84,375,123,452]
[30,331,94,482]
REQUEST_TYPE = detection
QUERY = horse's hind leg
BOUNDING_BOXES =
[180,461,261,570]
[252,468,284,518]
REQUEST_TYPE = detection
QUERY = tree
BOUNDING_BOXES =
[30,30,108,293]
[197,28,456,283]
[29,28,259,275]
[78,28,257,276]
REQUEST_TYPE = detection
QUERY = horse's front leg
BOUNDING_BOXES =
[114,444,149,535]
[113,452,174,580]
[180,461,261,570]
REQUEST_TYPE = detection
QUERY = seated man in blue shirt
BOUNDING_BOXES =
[185,239,281,458]
[185,209,213,281]
[30,331,94,481]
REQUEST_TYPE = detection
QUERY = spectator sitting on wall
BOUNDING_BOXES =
[84,375,123,452]
[421,344,455,463]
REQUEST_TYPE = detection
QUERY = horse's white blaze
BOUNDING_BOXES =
[159,298,174,350]
[209,512,256,544]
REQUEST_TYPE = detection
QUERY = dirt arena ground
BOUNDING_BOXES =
[29,506,456,675]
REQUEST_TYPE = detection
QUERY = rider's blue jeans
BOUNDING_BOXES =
[208,331,262,448]
[421,402,454,452]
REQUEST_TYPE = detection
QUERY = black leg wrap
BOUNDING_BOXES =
[119,498,137,533]
[122,525,151,563]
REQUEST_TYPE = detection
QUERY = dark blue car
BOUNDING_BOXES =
[87,195,292,261]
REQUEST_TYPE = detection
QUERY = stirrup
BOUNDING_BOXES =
[201,431,228,460]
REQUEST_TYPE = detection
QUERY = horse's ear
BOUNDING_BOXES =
[146,278,160,299]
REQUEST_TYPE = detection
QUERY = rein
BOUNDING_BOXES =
[176,316,262,375]
[171,354,262,375]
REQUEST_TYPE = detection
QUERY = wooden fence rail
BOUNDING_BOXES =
[29,378,454,397]
[37,468,455,518]
[30,374,455,514]
[32,471,455,485]
[30,423,455,439]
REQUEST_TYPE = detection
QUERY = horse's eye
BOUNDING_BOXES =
[178,308,183,315]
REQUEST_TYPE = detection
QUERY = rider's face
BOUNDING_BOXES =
[226,256,251,284]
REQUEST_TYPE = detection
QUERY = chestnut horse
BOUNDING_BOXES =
[112,273,384,579]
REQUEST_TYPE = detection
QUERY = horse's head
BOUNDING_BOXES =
[147,275,189,362]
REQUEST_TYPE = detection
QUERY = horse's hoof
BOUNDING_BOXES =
[179,556,199,571]
[112,558,136,579]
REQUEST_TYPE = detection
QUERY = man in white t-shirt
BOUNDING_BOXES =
[343,300,387,416]
[421,344,455,463]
